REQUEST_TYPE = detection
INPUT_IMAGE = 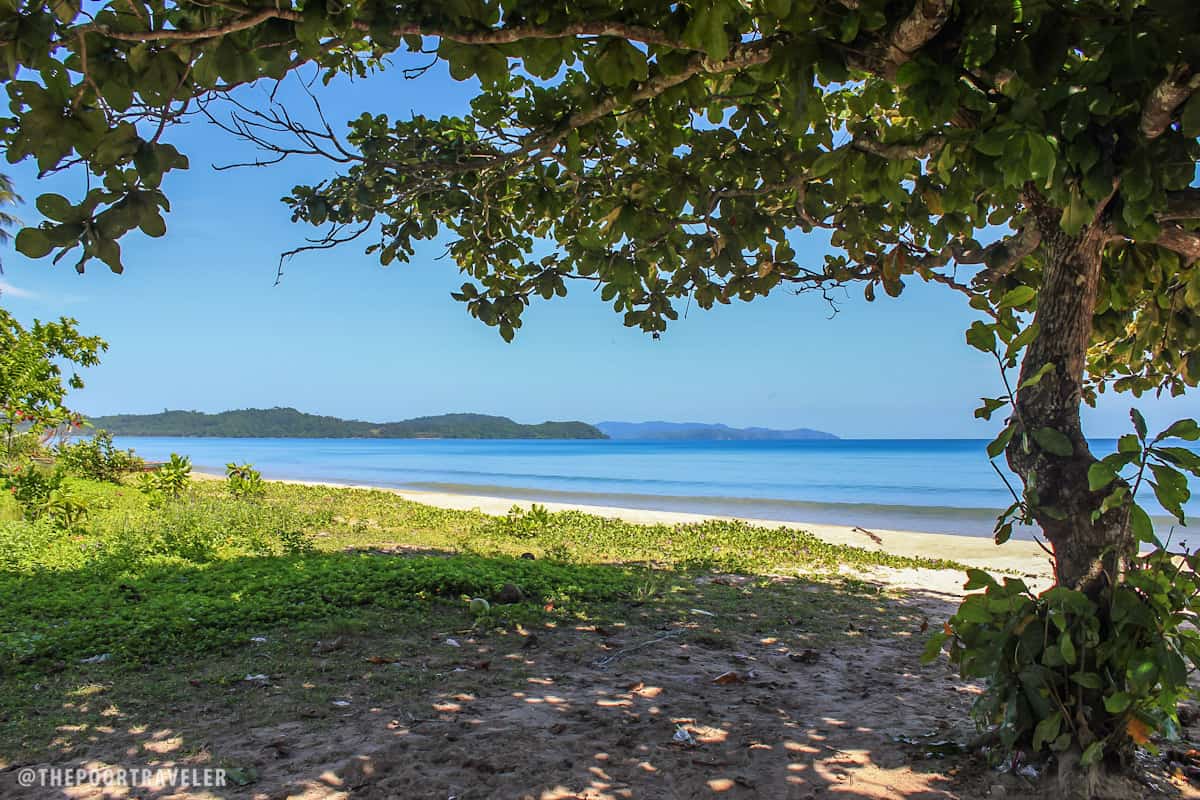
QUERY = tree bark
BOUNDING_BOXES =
[1005,209,1131,597]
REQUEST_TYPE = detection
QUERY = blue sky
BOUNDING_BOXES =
[0,59,1195,438]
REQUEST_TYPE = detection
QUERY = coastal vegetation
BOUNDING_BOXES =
[6,0,1200,792]
[88,408,607,439]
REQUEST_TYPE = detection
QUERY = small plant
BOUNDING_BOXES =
[1,461,62,522]
[493,503,552,540]
[225,462,265,500]
[138,453,191,504]
[56,430,142,483]
[42,485,90,532]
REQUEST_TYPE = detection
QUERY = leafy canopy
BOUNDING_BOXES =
[3,0,1200,395]
[0,307,106,435]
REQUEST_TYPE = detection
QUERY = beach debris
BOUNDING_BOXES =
[250,636,268,644]
[689,608,716,617]
[242,674,271,686]
[79,653,111,664]
[672,726,698,746]
[712,670,746,685]
[445,638,461,647]
[312,636,346,654]
[331,699,352,707]
[893,732,966,759]
[788,649,820,664]
[497,582,525,604]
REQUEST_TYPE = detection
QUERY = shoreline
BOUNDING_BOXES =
[197,469,1054,578]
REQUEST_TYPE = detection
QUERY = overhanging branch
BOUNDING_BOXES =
[875,0,953,76]
[1153,224,1200,262]
[1140,64,1200,139]
[78,10,695,50]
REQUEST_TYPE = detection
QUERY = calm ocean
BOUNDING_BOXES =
[112,437,1198,540]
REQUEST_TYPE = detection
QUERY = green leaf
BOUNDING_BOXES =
[987,423,1016,459]
[920,631,948,664]
[1027,133,1057,186]
[1080,741,1104,767]
[1071,671,1102,689]
[1104,692,1132,714]
[1060,631,1076,665]
[1019,363,1055,389]
[1060,190,1092,235]
[1149,463,1189,523]
[1088,461,1118,492]
[963,568,999,590]
[1128,503,1155,543]
[1032,711,1062,751]
[15,228,53,259]
[974,127,1011,157]
[998,286,1036,309]
[974,397,1009,420]
[35,193,73,222]
[810,150,843,177]
[1130,409,1148,440]
[1157,419,1200,442]
[966,321,996,353]
[1033,427,1074,457]
[1118,434,1141,454]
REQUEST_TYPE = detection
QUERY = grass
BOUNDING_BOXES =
[0,473,963,765]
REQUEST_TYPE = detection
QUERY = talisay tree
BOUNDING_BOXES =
[3,0,1200,788]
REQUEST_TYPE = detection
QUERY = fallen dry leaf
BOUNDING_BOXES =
[712,670,745,685]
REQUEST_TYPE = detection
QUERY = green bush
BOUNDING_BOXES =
[138,452,191,504]
[225,462,265,500]
[55,430,142,483]
[929,413,1200,771]
[1,461,63,522]
[929,554,1200,769]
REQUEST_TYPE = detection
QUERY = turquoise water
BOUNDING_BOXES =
[112,437,1198,540]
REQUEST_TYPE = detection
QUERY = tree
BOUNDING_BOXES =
[0,174,19,254]
[3,0,1200,785]
[0,308,106,457]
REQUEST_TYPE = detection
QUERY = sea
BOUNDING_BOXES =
[110,437,1200,542]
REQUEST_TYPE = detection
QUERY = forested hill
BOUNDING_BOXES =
[87,408,608,439]
[596,421,838,441]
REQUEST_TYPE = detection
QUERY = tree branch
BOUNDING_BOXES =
[852,133,946,160]
[78,11,694,51]
[876,0,953,76]
[1140,64,1200,139]
[954,226,1042,285]
[1153,224,1200,262]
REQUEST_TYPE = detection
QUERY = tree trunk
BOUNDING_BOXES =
[1005,213,1131,597]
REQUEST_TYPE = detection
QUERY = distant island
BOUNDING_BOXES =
[595,421,838,441]
[87,408,607,440]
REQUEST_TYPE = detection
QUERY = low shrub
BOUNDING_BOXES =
[138,452,191,504]
[225,462,265,500]
[55,431,142,483]
[1,461,63,522]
